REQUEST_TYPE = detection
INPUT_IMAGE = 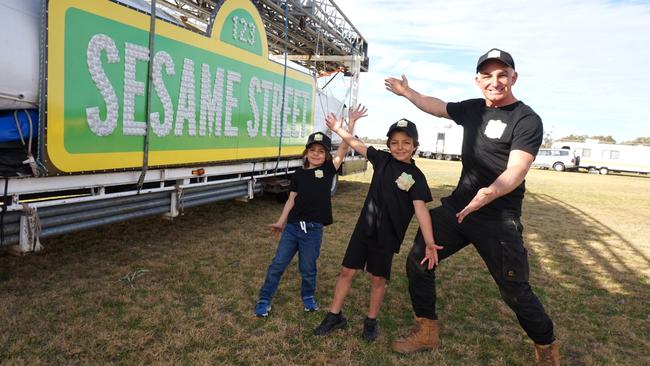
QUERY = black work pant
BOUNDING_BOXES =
[406,205,555,345]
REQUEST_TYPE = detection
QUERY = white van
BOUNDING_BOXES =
[532,148,578,171]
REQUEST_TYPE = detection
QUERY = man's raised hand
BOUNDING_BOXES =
[384,75,410,96]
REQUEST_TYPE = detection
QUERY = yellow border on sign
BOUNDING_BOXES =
[47,0,314,172]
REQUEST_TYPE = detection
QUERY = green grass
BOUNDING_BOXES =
[1,159,648,365]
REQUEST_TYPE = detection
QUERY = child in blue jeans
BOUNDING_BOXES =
[254,105,367,317]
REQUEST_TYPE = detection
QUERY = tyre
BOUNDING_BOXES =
[587,167,598,174]
[599,167,609,175]
[435,153,443,160]
[552,162,565,172]
[444,155,452,161]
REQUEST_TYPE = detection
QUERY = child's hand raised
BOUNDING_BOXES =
[348,104,368,124]
[325,113,342,132]
[268,222,284,237]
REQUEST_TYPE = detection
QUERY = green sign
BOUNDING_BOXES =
[47,0,315,172]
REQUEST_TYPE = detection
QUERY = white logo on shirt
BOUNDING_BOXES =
[484,119,507,139]
[395,172,415,191]
[315,169,324,178]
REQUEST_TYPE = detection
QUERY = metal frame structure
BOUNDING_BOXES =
[151,0,369,75]
[1,161,298,252]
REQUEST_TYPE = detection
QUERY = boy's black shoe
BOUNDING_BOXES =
[362,317,379,341]
[313,311,347,336]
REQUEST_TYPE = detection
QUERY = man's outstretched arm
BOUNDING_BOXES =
[385,74,450,119]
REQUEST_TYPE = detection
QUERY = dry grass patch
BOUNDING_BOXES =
[1,159,648,365]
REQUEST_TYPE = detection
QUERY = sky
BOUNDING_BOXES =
[324,0,650,145]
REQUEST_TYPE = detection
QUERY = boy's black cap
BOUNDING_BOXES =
[386,118,418,141]
[305,131,331,150]
[476,48,515,72]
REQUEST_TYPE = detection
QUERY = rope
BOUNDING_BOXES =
[21,203,42,252]
[12,110,39,176]
[12,111,27,147]
[136,0,158,192]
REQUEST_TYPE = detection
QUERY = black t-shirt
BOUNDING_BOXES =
[287,159,337,225]
[445,98,543,218]
[350,146,433,253]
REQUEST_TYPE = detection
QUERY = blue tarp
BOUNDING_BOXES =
[0,109,39,143]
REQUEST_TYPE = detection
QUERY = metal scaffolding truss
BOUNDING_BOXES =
[148,0,369,75]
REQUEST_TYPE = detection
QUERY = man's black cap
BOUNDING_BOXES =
[305,131,331,150]
[386,118,418,141]
[476,48,515,72]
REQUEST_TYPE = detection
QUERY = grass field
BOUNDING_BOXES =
[1,159,648,365]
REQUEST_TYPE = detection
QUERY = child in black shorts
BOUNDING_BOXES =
[313,115,443,341]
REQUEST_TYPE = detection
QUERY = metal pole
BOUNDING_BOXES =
[137,0,158,191]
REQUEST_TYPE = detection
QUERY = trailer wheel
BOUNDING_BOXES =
[330,174,339,196]
[587,167,598,174]
[444,155,452,161]
[552,162,565,172]
[435,153,443,160]
[599,167,609,175]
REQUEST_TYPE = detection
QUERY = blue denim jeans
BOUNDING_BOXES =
[258,221,324,302]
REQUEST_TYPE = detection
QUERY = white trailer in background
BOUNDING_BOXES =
[552,139,650,175]
[416,138,436,159]
[431,123,464,161]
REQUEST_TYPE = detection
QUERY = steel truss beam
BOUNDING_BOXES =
[149,0,369,74]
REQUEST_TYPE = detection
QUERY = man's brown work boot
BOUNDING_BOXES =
[391,317,439,354]
[534,340,560,366]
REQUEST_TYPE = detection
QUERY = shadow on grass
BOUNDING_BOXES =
[519,193,649,365]
[0,180,648,365]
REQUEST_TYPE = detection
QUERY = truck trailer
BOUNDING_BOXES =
[421,123,463,161]
[0,0,369,253]
[552,140,650,175]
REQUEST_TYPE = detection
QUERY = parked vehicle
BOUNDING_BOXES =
[532,148,578,172]
[552,140,650,175]
[0,0,368,253]
[418,123,463,161]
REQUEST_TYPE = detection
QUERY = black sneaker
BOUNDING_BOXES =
[362,317,379,341]
[313,311,347,336]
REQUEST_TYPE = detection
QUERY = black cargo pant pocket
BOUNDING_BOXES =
[499,219,529,282]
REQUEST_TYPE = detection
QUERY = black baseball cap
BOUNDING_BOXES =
[305,131,331,150]
[476,48,515,72]
[386,118,418,141]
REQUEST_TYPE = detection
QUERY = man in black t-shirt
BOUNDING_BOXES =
[385,49,559,365]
